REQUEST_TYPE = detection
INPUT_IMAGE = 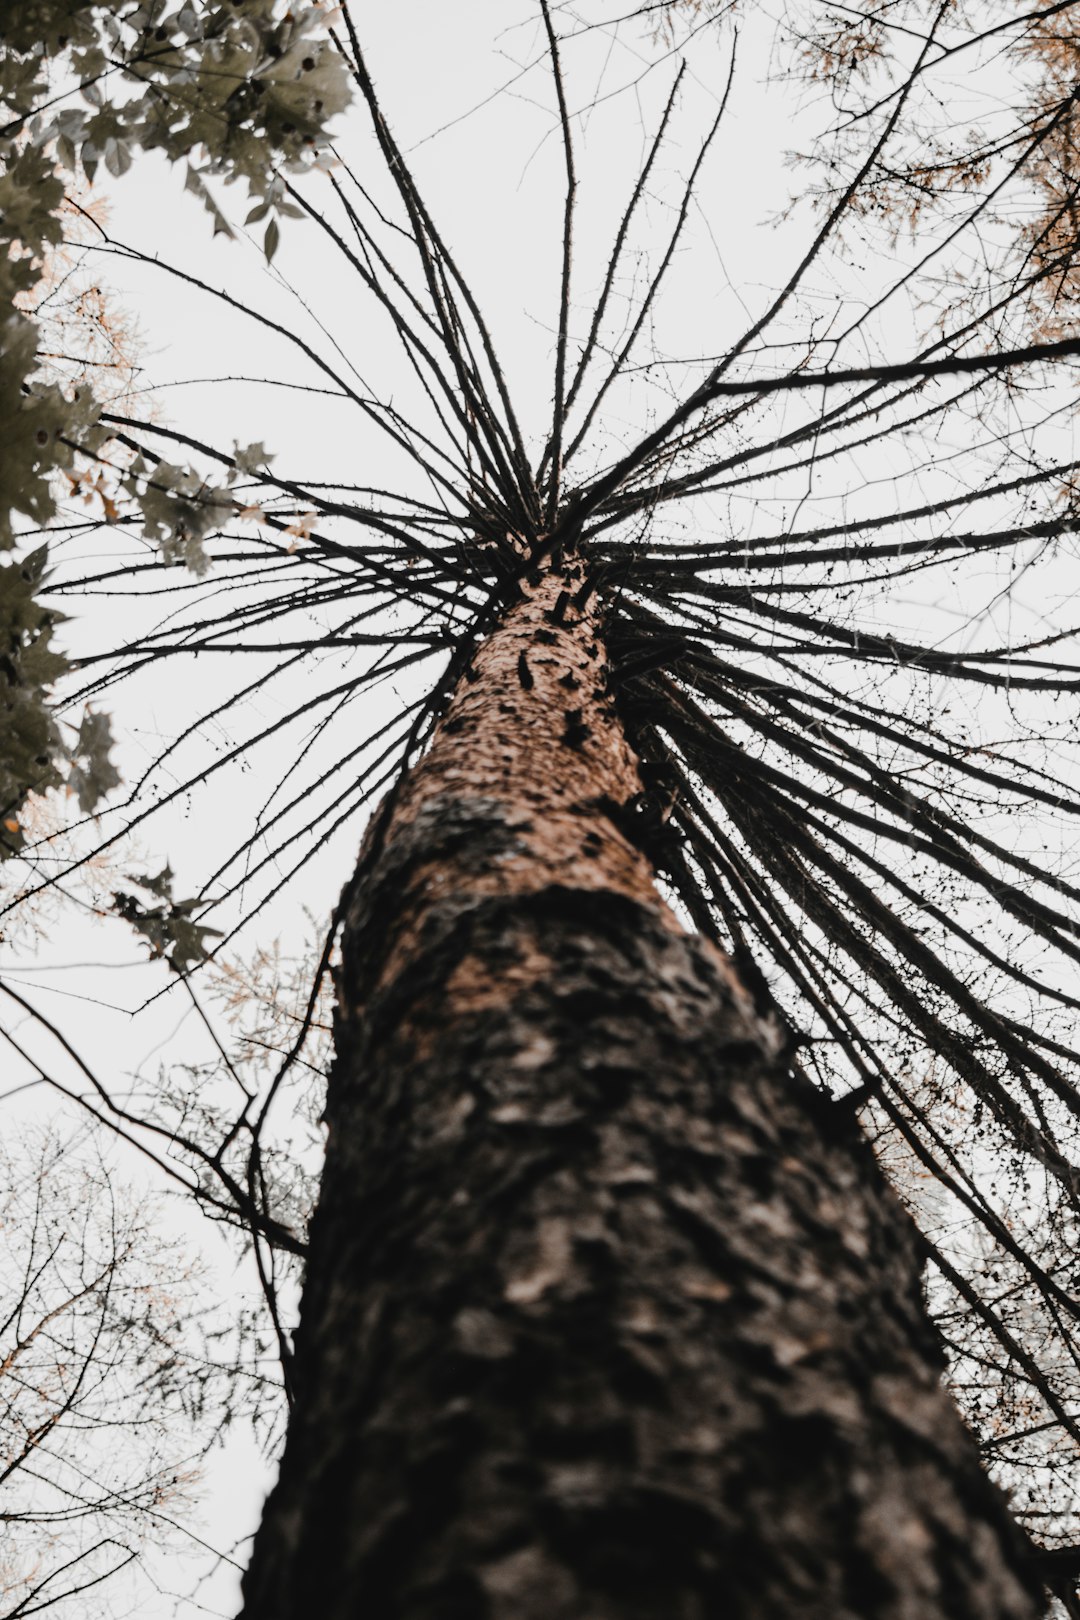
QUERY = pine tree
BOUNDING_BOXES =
[237,558,1043,1617]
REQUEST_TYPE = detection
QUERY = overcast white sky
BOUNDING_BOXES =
[6,4,1078,1615]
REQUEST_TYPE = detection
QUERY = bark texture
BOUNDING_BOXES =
[240,561,1042,1620]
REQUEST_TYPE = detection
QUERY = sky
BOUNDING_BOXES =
[5,3,1079,1615]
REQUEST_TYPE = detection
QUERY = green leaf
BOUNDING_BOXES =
[232,440,273,475]
[264,216,279,264]
[127,864,175,901]
[183,164,236,241]
[103,134,132,178]
[114,867,223,973]
[68,708,121,813]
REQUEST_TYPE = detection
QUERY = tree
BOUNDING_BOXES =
[5,1,1080,1615]
[0,0,350,854]
[0,1128,244,1618]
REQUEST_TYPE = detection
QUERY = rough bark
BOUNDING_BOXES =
[240,559,1042,1620]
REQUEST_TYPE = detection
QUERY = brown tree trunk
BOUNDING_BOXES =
[239,557,1042,1620]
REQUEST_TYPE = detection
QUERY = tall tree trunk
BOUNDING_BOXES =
[240,557,1042,1620]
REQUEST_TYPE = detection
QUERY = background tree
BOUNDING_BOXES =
[0,848,330,1618]
[0,0,349,855]
[0,1128,249,1619]
[5,1,1080,1614]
